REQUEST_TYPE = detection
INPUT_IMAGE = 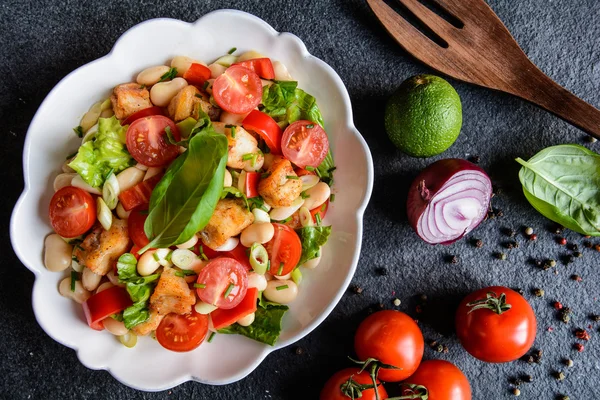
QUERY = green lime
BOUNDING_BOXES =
[385,74,462,157]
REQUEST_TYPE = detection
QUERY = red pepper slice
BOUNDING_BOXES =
[210,287,259,330]
[118,173,163,211]
[82,286,132,329]
[242,110,282,155]
[232,58,275,79]
[245,172,260,198]
[183,63,211,86]
[199,242,252,271]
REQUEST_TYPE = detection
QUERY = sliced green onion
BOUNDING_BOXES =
[194,283,206,289]
[300,191,310,199]
[315,213,322,226]
[118,332,138,348]
[152,252,160,262]
[305,166,315,172]
[261,172,271,179]
[172,249,196,269]
[300,174,319,191]
[286,175,299,180]
[70,271,78,292]
[291,268,302,285]
[96,197,112,231]
[202,81,210,90]
[208,332,216,342]
[215,54,238,67]
[197,245,208,261]
[231,125,236,138]
[242,153,258,167]
[249,243,269,274]
[276,285,289,291]
[223,283,235,298]
[100,98,112,111]
[228,47,237,54]
[277,262,284,276]
[299,206,314,227]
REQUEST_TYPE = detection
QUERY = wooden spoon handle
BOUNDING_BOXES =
[508,65,600,139]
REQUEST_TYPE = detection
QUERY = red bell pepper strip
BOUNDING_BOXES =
[199,242,252,271]
[245,172,260,198]
[242,110,282,155]
[118,173,163,211]
[232,58,275,79]
[82,286,133,330]
[183,63,211,86]
[210,288,259,330]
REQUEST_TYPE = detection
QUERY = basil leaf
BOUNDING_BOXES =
[296,225,332,265]
[218,303,288,346]
[142,128,228,250]
[122,302,150,330]
[221,186,249,209]
[516,144,600,236]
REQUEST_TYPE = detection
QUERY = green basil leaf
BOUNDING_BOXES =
[217,303,288,346]
[516,144,600,236]
[116,253,139,281]
[220,186,249,209]
[123,302,150,330]
[142,128,228,250]
[296,225,332,265]
[116,253,160,328]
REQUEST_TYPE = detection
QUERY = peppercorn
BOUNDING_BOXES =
[567,243,578,251]
[590,314,600,322]
[469,155,481,163]
[571,274,582,282]
[442,345,449,353]
[562,254,574,265]
[511,377,523,386]
[523,355,535,364]
[559,396,570,400]
[511,388,520,396]
[449,255,459,264]
[514,288,525,295]
[473,239,483,248]
[549,259,557,267]
[522,374,533,383]
[583,241,593,249]
[574,343,584,352]
[575,328,590,341]
[554,302,563,310]
[429,340,438,348]
[595,244,600,252]
[295,346,303,355]
[564,359,574,367]
[350,285,363,295]
[534,349,543,360]
[415,305,423,313]
[420,294,428,302]
[553,225,564,235]
[393,298,401,307]
[557,237,567,245]
[436,344,444,353]
[555,371,565,381]
[502,227,516,237]
[496,209,504,217]
[497,252,507,260]
[533,288,545,297]
[377,303,385,310]
[504,241,518,249]
[573,251,582,258]
[524,227,534,236]
[560,308,572,323]
[529,234,538,241]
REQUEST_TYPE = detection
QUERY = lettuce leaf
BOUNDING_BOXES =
[297,225,332,265]
[217,303,289,346]
[68,116,133,188]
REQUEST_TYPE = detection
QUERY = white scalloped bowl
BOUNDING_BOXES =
[10,10,373,391]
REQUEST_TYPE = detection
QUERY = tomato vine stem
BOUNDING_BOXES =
[466,291,512,315]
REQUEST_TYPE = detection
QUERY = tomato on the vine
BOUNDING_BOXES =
[401,360,471,400]
[320,368,387,400]
[455,286,536,363]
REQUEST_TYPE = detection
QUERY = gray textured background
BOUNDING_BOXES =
[2,0,600,398]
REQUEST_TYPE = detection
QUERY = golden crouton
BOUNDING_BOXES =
[167,85,220,122]
[73,219,131,276]
[149,267,196,316]
[110,83,152,120]
[258,157,302,207]
[200,199,254,249]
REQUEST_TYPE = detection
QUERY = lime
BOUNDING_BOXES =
[385,74,462,157]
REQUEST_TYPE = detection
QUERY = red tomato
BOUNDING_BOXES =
[118,173,163,211]
[295,168,315,177]
[155,310,209,352]
[128,208,150,248]
[233,58,275,79]
[455,286,537,363]
[121,106,163,126]
[49,186,97,237]
[311,199,329,223]
[401,360,472,400]
[198,243,252,270]
[265,223,302,276]
[183,63,211,86]
[196,258,248,309]
[130,244,141,259]
[320,368,387,400]
[82,286,132,329]
[242,110,282,155]
[281,120,329,169]
[355,310,424,382]
[245,172,260,198]
[210,287,258,330]
[126,115,180,167]
[212,65,262,114]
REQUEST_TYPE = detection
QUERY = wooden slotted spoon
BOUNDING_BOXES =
[367,0,600,138]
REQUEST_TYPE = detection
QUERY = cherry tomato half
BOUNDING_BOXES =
[128,207,150,248]
[49,186,96,237]
[455,286,536,363]
[281,120,329,169]
[401,360,472,400]
[156,310,209,352]
[320,368,387,400]
[242,110,282,155]
[196,257,248,309]
[121,106,163,126]
[354,310,424,382]
[233,58,275,79]
[265,223,302,276]
[126,115,180,167]
[212,65,262,114]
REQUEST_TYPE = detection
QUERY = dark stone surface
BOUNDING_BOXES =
[2,0,599,398]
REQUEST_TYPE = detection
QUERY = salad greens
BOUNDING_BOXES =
[218,302,289,346]
[142,121,228,251]
[297,225,332,265]
[116,253,160,329]
[69,116,133,188]
[220,186,249,208]
[516,144,600,236]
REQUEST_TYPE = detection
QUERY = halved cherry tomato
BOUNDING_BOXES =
[126,115,180,167]
[82,286,132,330]
[128,208,150,248]
[155,310,209,352]
[281,120,329,169]
[355,310,424,382]
[265,223,302,276]
[401,360,472,400]
[233,58,275,79]
[118,173,163,211]
[49,186,97,237]
[212,65,262,114]
[196,257,248,309]
[210,287,258,330]
[242,110,282,155]
[121,106,163,126]
[245,172,260,198]
[311,199,329,223]
[183,63,211,86]
[320,368,387,400]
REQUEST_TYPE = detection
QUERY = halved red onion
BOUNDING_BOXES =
[407,159,492,245]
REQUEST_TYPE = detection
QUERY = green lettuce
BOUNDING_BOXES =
[218,303,289,346]
[297,225,332,265]
[68,116,134,188]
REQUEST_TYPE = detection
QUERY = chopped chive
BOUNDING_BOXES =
[194,283,206,289]
[195,93,203,99]
[202,81,210,90]
[277,262,284,276]
[198,246,208,261]
[65,151,78,160]
[208,332,216,342]
[223,283,235,298]
[165,251,173,263]
[286,175,299,180]
[152,252,160,262]
[224,124,235,128]
[328,166,337,173]
[281,216,292,223]
[104,168,114,180]
[300,191,310,199]
[175,270,197,277]
[75,244,85,252]
[73,126,84,138]
[276,285,289,291]
[315,213,322,225]
[70,271,78,292]
[261,172,271,179]
[305,166,315,172]
[228,47,237,54]
[330,194,335,203]
[231,125,236,138]
[321,202,327,211]
[315,168,322,178]
[158,67,178,83]
[71,256,78,261]
[306,124,314,129]
[242,153,257,167]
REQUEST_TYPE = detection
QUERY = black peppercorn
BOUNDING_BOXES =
[473,239,483,248]
[350,285,363,295]
[295,346,303,355]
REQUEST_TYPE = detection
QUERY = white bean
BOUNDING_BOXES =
[59,277,91,304]
[240,223,274,247]
[215,237,239,252]
[273,61,294,81]
[155,248,173,267]
[220,111,248,125]
[44,234,73,272]
[171,56,204,76]
[195,301,218,315]
[208,63,227,79]
[274,272,292,280]
[137,250,161,276]
[214,54,238,67]
[270,197,305,221]
[300,174,320,191]
[237,312,255,327]
[263,280,298,304]
[143,167,163,181]
[103,317,129,336]
[135,163,149,172]
[252,208,270,224]
[116,202,131,220]
[107,269,125,287]
[82,267,102,291]
[223,169,232,188]
[116,167,144,192]
[71,175,101,195]
[301,251,322,269]
[176,234,198,250]
[247,272,267,291]
[96,282,114,293]
[54,173,77,192]
[237,50,266,62]
[136,65,171,86]
[302,182,331,210]
[150,77,187,107]
[80,101,103,133]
